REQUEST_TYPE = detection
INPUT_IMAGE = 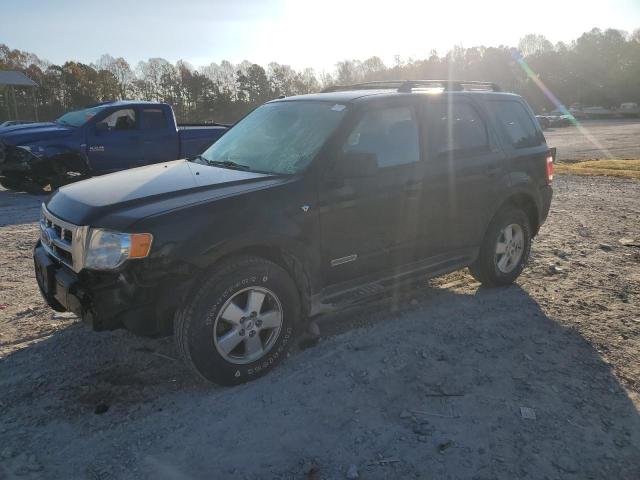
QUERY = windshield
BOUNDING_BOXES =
[198,101,347,175]
[55,106,106,127]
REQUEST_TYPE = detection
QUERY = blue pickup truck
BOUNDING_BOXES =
[0,101,227,192]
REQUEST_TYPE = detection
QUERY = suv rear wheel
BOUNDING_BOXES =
[174,256,300,385]
[469,207,531,287]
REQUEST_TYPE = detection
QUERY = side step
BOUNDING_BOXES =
[316,254,471,314]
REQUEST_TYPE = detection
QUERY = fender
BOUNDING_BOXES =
[159,231,321,320]
[198,231,322,296]
[488,180,543,236]
[36,144,90,176]
[3,143,90,187]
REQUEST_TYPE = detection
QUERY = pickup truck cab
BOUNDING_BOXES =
[0,100,227,192]
[33,80,554,385]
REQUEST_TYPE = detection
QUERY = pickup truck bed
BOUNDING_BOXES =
[178,124,229,159]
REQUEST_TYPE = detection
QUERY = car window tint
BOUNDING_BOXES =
[142,108,167,130]
[429,102,489,155]
[490,100,541,148]
[101,109,136,131]
[343,106,419,168]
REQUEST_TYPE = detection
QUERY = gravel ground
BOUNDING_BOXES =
[544,119,640,162]
[1,174,639,480]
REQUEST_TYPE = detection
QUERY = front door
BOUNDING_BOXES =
[86,107,143,174]
[318,103,424,286]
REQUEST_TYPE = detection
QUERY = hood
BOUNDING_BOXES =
[0,122,75,145]
[45,159,285,228]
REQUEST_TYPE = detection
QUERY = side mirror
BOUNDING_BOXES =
[332,151,378,179]
[95,122,109,134]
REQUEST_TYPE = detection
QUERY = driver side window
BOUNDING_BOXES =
[343,106,419,168]
[100,109,137,131]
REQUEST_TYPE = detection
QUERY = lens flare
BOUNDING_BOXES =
[511,49,615,160]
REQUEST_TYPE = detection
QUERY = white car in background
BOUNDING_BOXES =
[619,103,639,117]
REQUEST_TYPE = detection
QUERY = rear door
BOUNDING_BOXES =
[86,107,143,173]
[318,102,424,286]
[140,106,179,165]
[485,98,549,189]
[421,96,509,253]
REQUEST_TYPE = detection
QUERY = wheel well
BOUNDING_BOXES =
[51,151,89,175]
[503,193,539,235]
[212,245,312,318]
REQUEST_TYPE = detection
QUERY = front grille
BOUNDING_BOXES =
[40,205,88,272]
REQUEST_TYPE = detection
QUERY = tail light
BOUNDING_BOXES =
[546,148,556,185]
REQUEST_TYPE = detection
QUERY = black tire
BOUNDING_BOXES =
[174,256,301,385]
[0,176,46,195]
[468,207,531,287]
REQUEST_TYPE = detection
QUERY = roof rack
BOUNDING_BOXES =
[321,80,501,94]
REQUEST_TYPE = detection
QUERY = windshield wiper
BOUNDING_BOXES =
[202,158,251,171]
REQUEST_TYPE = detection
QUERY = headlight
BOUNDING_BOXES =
[84,229,153,270]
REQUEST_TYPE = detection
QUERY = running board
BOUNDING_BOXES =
[312,254,472,315]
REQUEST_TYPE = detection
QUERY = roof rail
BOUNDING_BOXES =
[321,80,501,94]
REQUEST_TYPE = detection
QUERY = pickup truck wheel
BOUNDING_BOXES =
[0,176,46,195]
[468,207,531,287]
[174,256,300,385]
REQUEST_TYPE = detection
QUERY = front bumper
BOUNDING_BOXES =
[34,242,172,333]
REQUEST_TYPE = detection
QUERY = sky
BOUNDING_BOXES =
[3,0,640,73]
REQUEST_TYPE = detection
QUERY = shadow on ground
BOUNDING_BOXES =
[1,278,638,479]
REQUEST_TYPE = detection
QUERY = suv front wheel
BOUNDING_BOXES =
[174,256,300,385]
[469,207,532,287]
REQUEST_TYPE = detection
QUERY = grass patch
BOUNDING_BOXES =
[555,159,640,179]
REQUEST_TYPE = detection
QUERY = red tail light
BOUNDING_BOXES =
[546,148,555,185]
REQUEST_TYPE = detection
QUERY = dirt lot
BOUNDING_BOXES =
[1,133,640,478]
[544,119,640,162]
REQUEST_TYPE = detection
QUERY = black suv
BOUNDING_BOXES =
[34,80,554,385]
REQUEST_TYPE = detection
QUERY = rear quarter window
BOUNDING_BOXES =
[490,100,542,149]
[142,108,168,130]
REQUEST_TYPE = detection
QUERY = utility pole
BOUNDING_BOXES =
[32,89,39,121]
[10,86,18,120]
[4,87,10,120]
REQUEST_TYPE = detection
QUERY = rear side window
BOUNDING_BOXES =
[141,108,168,130]
[343,106,419,168]
[490,100,541,149]
[428,102,489,155]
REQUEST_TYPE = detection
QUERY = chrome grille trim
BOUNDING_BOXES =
[40,204,89,273]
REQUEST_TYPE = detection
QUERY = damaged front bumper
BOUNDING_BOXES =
[33,241,184,334]
[0,143,41,181]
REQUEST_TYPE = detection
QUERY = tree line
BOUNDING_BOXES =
[1,27,639,124]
